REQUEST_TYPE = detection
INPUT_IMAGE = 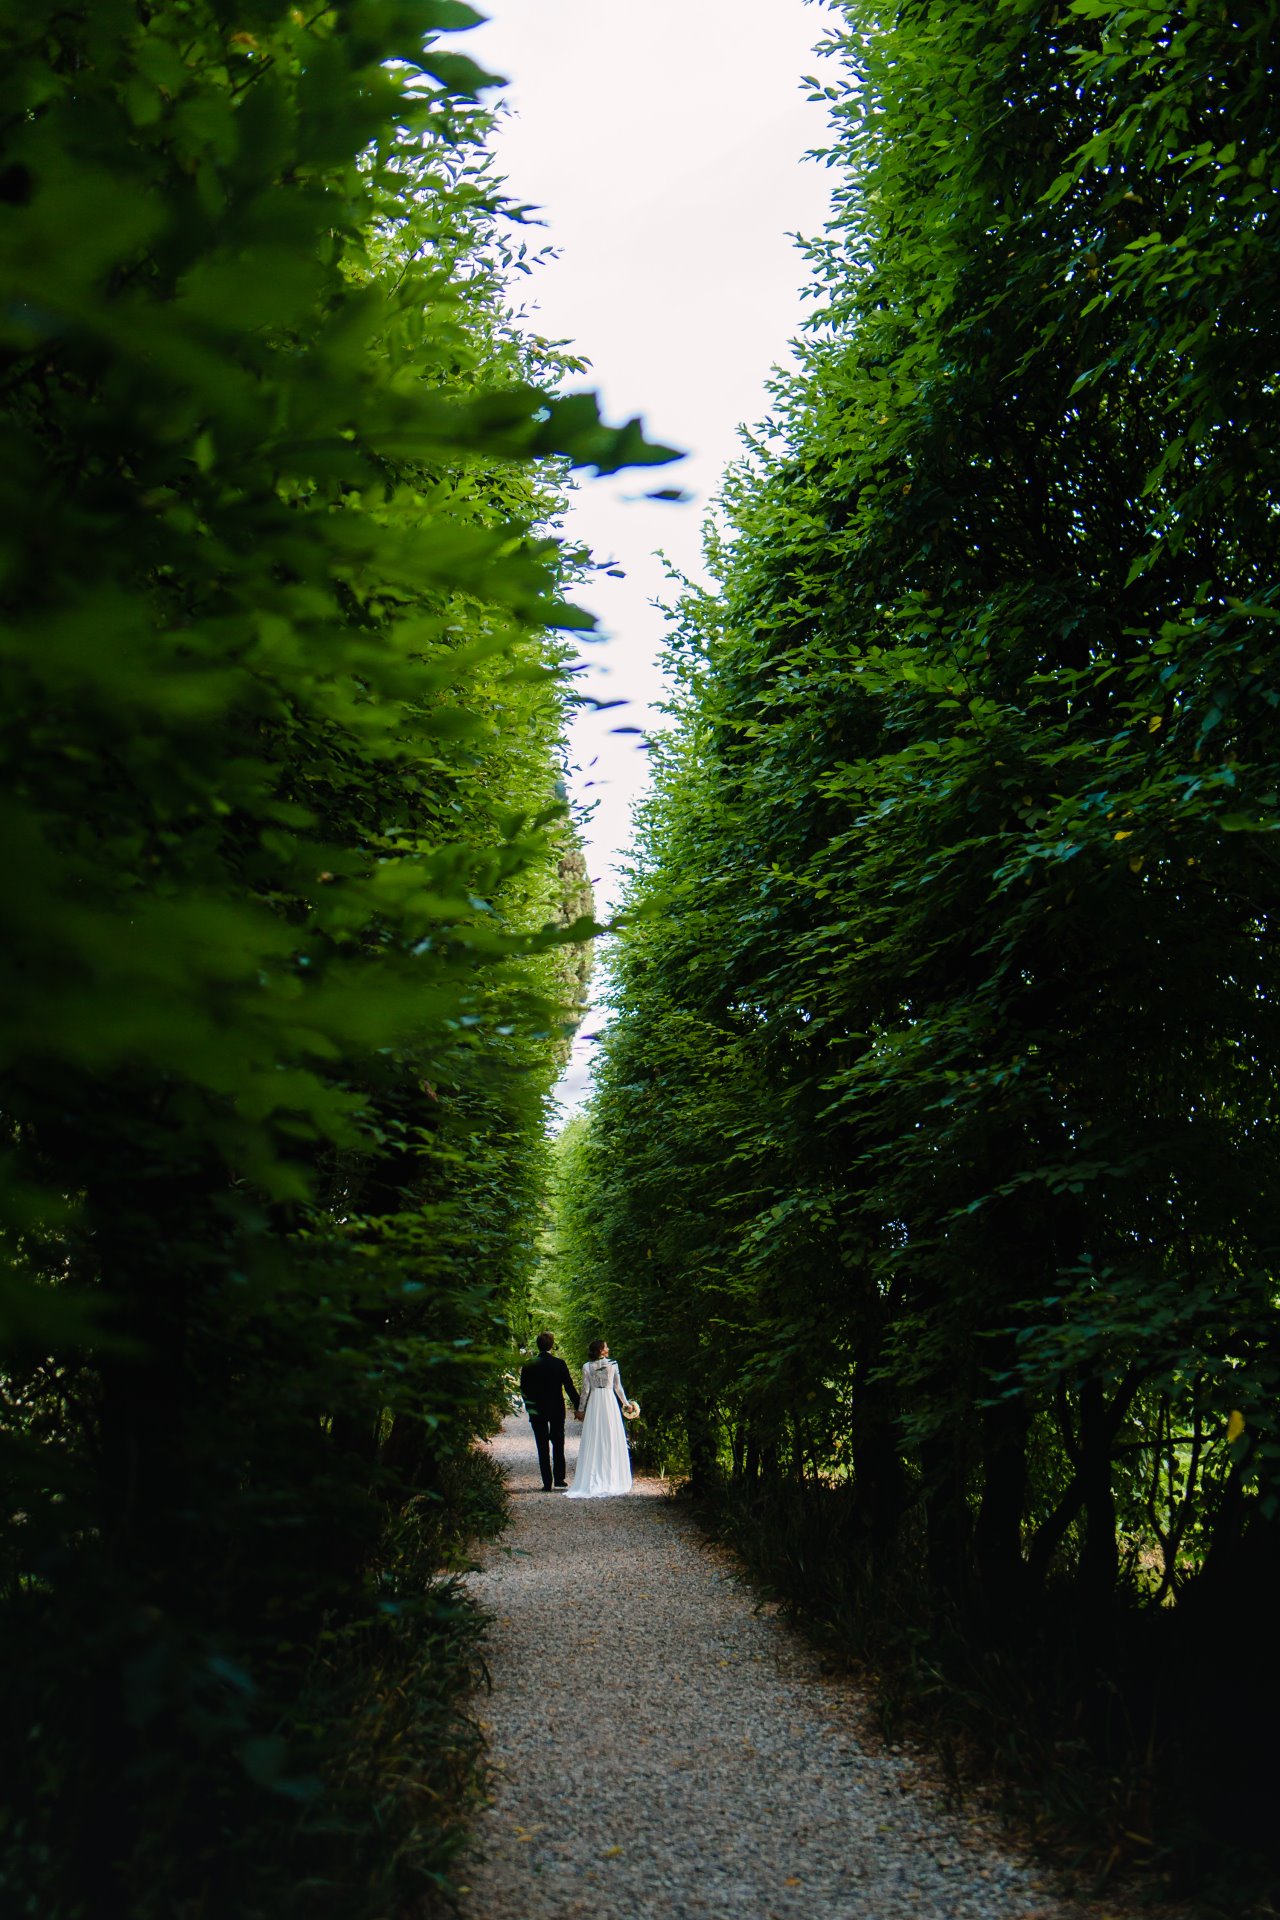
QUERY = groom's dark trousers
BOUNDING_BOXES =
[519,1349,579,1489]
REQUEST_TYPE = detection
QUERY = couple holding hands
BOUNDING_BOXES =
[519,1331,638,1498]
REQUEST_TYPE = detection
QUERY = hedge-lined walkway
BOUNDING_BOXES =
[459,1418,1089,1920]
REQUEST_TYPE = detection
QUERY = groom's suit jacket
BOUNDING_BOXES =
[519,1350,579,1421]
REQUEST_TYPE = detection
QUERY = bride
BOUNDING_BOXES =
[566,1339,635,1498]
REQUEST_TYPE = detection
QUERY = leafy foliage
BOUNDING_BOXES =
[562,0,1280,1894]
[0,3,672,1913]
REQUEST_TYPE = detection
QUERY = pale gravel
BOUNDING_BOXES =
[457,1417,1100,1920]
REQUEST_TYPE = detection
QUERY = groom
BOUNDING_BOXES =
[519,1331,580,1491]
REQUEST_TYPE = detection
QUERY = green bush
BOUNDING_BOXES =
[0,2,671,1912]
[561,0,1280,1899]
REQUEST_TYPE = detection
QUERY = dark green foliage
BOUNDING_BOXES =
[562,0,1280,1898]
[0,3,672,1913]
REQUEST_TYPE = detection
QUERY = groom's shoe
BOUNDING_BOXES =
[553,1480,568,1489]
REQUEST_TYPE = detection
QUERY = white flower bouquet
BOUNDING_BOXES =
[622,1400,641,1421]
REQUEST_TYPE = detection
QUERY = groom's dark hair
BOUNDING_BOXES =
[587,1338,606,1359]
[535,1330,555,1352]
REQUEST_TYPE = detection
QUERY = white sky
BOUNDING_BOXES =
[465,0,837,1109]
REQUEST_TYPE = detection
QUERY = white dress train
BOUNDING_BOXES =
[566,1358,632,1498]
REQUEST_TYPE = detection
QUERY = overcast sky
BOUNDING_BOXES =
[465,0,838,1109]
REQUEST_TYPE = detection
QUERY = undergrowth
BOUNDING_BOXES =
[695,1477,1279,1920]
[0,1446,509,1920]
[279,1445,511,1920]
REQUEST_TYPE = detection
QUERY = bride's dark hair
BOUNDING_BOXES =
[587,1338,606,1360]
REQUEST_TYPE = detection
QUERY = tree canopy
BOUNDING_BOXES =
[560,0,1280,1883]
[0,3,671,1911]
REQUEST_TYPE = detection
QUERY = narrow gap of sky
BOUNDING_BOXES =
[467,0,838,1110]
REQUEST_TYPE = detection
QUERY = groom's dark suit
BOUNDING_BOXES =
[519,1348,579,1490]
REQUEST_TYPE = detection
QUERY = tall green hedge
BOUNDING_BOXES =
[0,3,670,1913]
[564,0,1280,1885]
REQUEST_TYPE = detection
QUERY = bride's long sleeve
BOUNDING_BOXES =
[611,1363,628,1406]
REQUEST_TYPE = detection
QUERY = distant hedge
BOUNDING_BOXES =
[562,0,1280,1891]
[0,3,670,1912]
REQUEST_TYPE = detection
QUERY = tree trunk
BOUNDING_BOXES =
[851,1406,908,1551]
[685,1395,717,1493]
[1078,1372,1120,1620]
[922,1429,971,1602]
[974,1384,1029,1623]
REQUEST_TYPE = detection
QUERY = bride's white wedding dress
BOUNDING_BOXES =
[566,1357,632,1498]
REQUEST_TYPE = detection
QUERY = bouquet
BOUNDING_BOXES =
[622,1400,641,1421]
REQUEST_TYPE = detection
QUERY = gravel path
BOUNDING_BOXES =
[458,1417,1084,1920]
